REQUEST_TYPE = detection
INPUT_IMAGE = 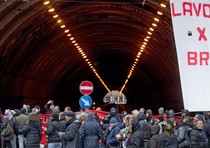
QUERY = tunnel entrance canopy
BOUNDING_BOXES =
[0,0,184,113]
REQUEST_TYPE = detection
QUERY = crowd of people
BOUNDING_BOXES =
[0,100,210,148]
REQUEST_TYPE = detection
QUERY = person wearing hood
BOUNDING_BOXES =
[146,109,155,126]
[181,109,190,119]
[137,112,150,148]
[45,111,62,148]
[1,109,16,148]
[126,118,144,148]
[168,109,175,123]
[149,125,164,148]
[58,111,81,148]
[80,112,102,148]
[22,113,42,148]
[104,118,121,147]
[190,115,208,148]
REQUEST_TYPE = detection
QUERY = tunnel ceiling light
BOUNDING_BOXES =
[160,3,167,8]
[120,2,165,93]
[60,25,65,28]
[157,11,163,15]
[48,8,54,12]
[154,18,159,22]
[53,15,58,18]
[44,1,50,5]
[57,19,62,23]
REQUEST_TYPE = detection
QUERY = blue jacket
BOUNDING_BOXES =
[105,123,121,147]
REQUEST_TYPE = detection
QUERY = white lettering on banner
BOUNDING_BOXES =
[170,0,210,111]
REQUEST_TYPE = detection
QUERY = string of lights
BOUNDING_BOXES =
[43,0,166,94]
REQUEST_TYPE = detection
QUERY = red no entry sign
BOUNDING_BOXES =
[79,81,94,95]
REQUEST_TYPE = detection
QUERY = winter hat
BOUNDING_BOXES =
[110,118,118,126]
[158,107,164,115]
[168,109,174,117]
[21,108,26,114]
[65,111,75,118]
[197,114,204,122]
[110,107,117,113]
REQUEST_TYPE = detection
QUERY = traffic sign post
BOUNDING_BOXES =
[79,81,94,95]
[79,95,92,109]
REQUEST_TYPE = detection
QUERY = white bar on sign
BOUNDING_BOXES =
[80,86,93,90]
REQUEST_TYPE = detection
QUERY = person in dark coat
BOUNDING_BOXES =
[80,112,102,148]
[1,109,16,148]
[45,111,62,148]
[22,113,42,148]
[126,118,144,148]
[44,100,54,114]
[137,112,150,148]
[161,119,178,148]
[59,111,81,148]
[174,119,190,148]
[104,118,121,148]
[190,116,208,148]
[149,124,164,148]
[145,109,155,126]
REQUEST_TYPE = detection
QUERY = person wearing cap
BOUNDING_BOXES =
[58,111,81,148]
[104,117,121,147]
[15,107,28,148]
[190,115,208,148]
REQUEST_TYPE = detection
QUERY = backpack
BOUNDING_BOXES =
[179,126,192,148]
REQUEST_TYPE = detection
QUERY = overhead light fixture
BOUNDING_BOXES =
[48,8,54,12]
[53,15,58,18]
[44,1,49,5]
[157,11,163,15]
[57,19,62,23]
[152,23,157,27]
[160,3,166,8]
[154,18,159,22]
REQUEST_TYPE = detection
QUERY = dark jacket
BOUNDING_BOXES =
[190,126,208,148]
[174,126,190,148]
[104,123,121,147]
[138,112,150,141]
[44,103,53,114]
[1,117,16,141]
[61,118,81,148]
[22,121,42,148]
[161,131,178,148]
[80,113,102,148]
[149,125,164,148]
[45,120,62,143]
[126,119,144,148]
